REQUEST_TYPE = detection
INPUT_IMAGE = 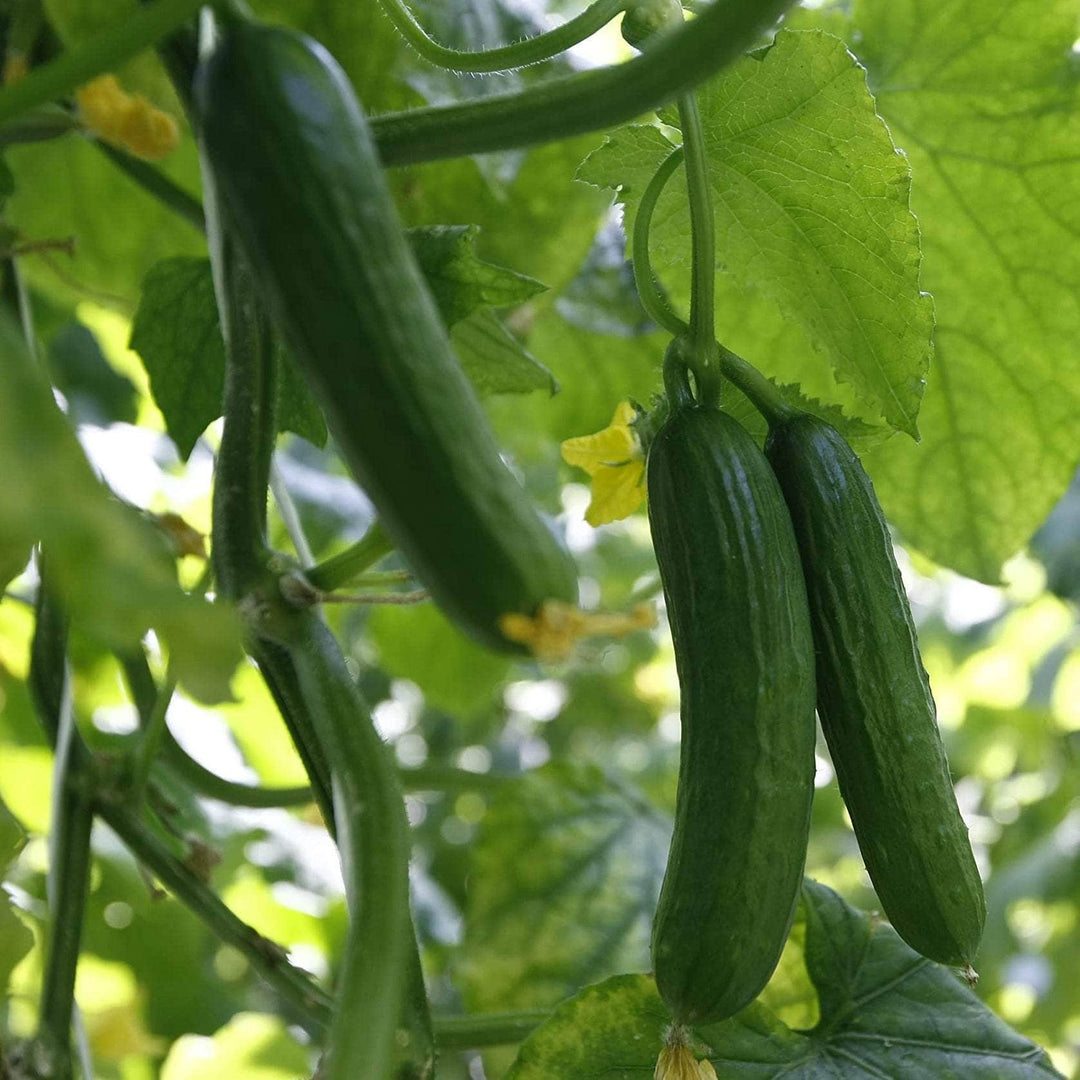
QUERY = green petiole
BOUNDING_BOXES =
[371,0,798,164]
[379,0,628,73]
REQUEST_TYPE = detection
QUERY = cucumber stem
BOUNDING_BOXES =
[677,91,721,406]
[304,520,395,594]
[718,346,795,423]
[379,0,627,73]
[633,147,689,339]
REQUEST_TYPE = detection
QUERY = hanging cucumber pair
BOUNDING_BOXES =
[621,10,984,1027]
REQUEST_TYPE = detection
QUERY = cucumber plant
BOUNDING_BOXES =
[0,0,1072,1078]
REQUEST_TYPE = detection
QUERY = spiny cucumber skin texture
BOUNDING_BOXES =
[765,414,985,967]
[648,405,817,1026]
[194,21,576,652]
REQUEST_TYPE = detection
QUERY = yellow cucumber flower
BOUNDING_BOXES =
[76,74,179,161]
[499,599,655,661]
[561,400,645,525]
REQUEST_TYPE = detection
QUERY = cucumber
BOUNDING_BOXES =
[648,395,817,1025]
[193,16,577,652]
[765,413,985,967]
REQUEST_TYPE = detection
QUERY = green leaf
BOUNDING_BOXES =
[129,257,325,459]
[814,0,1080,581]
[368,602,512,718]
[0,314,241,702]
[6,135,205,311]
[452,308,556,397]
[129,257,225,460]
[457,762,670,1011]
[47,319,139,427]
[578,30,934,437]
[131,234,551,460]
[506,881,1061,1079]
[407,225,546,326]
[0,793,26,870]
[0,892,32,1003]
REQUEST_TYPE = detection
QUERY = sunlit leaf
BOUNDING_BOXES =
[813,0,1080,580]
[0,315,241,702]
[458,762,669,1011]
[578,30,933,436]
[505,881,1062,1079]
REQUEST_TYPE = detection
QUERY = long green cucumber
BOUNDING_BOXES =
[648,393,817,1025]
[765,413,985,967]
[193,15,576,652]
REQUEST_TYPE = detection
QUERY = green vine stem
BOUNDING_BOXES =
[28,572,93,1080]
[634,143,794,422]
[676,91,720,403]
[371,0,796,165]
[433,1009,550,1050]
[632,147,689,338]
[29,585,333,1038]
[262,606,411,1080]
[96,141,206,232]
[96,800,334,1033]
[208,228,277,599]
[159,728,315,808]
[380,0,627,72]
[0,0,205,125]
[303,521,394,594]
[250,639,338,831]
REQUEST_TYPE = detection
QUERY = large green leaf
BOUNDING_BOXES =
[0,315,241,702]
[457,762,670,1011]
[506,881,1061,1079]
[577,30,933,437]
[819,0,1080,580]
[6,135,205,313]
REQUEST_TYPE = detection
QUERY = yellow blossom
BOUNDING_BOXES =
[561,400,646,525]
[499,599,655,661]
[654,1042,718,1080]
[76,74,179,161]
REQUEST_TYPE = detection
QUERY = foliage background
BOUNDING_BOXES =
[1,0,1080,1076]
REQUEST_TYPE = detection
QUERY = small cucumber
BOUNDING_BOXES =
[194,17,576,652]
[765,413,985,967]
[648,396,817,1025]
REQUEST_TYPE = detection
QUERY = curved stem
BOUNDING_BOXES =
[371,0,797,165]
[718,345,794,423]
[676,91,719,403]
[270,464,315,568]
[304,521,394,594]
[433,1009,550,1050]
[96,141,206,232]
[159,727,316,808]
[0,0,205,125]
[632,147,688,338]
[380,0,627,73]
[96,800,334,1034]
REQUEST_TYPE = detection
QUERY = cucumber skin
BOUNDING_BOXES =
[194,21,576,652]
[648,405,817,1025]
[765,414,985,966]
